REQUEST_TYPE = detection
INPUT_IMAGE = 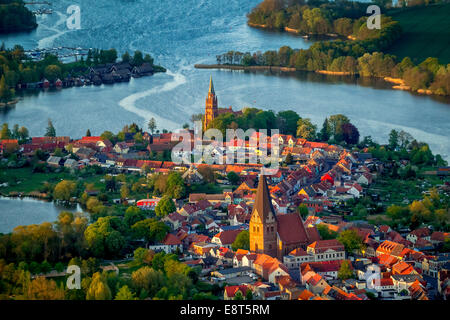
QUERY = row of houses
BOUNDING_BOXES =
[16,61,155,90]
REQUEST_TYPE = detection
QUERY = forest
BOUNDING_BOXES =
[0,0,37,33]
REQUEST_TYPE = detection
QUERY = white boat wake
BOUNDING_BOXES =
[38,10,73,48]
[118,70,187,130]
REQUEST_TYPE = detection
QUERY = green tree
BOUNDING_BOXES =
[84,216,126,258]
[319,117,330,142]
[131,219,169,244]
[122,51,131,63]
[132,50,144,66]
[296,118,317,140]
[45,118,56,137]
[44,65,62,82]
[297,204,309,219]
[155,195,176,217]
[124,206,146,228]
[231,230,250,251]
[120,184,130,200]
[131,266,165,297]
[133,247,152,266]
[86,272,112,300]
[337,260,354,280]
[148,117,157,135]
[115,285,136,300]
[234,291,244,300]
[0,75,13,102]
[276,111,300,135]
[388,129,399,150]
[328,114,350,142]
[53,180,77,202]
[0,123,11,139]
[337,229,363,253]
[285,153,294,165]
[317,224,338,240]
[227,171,240,185]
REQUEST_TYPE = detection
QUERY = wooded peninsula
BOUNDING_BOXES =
[207,0,450,97]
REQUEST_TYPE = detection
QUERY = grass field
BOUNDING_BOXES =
[386,4,450,64]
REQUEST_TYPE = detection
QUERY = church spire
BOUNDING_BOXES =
[208,75,215,95]
[252,175,277,222]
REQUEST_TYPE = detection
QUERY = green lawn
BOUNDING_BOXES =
[0,167,105,195]
[0,168,72,194]
[386,4,450,64]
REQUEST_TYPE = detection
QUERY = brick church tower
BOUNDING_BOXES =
[250,175,278,258]
[203,76,218,132]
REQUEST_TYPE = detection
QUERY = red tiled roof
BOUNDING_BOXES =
[163,233,181,245]
[277,213,310,245]
[213,229,242,245]
[225,285,249,298]
[308,239,344,253]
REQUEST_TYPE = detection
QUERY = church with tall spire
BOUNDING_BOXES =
[250,175,318,259]
[202,76,242,132]
[203,76,218,132]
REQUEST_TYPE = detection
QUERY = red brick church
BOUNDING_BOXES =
[250,176,319,259]
[203,76,242,131]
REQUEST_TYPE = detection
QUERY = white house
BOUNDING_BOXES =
[148,234,182,254]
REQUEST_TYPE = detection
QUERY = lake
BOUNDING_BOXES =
[0,0,449,161]
[0,196,84,234]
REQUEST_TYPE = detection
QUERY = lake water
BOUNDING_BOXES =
[0,197,84,234]
[0,0,449,163]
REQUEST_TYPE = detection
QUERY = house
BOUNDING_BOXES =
[178,203,202,216]
[392,261,416,275]
[0,139,19,155]
[372,278,396,298]
[430,231,449,245]
[148,234,182,254]
[267,262,290,284]
[356,172,373,186]
[162,212,187,229]
[46,156,63,167]
[391,274,424,292]
[211,230,242,248]
[189,193,227,204]
[301,260,350,281]
[75,147,95,159]
[191,242,218,256]
[64,158,78,169]
[182,165,204,184]
[114,142,130,154]
[306,240,346,262]
[376,240,405,258]
[224,284,251,300]
[407,227,431,244]
[305,273,330,295]
[421,254,450,278]
[213,266,252,280]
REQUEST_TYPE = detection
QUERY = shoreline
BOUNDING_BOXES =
[195,64,448,98]
[0,98,20,108]
[194,64,296,72]
[248,23,342,39]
